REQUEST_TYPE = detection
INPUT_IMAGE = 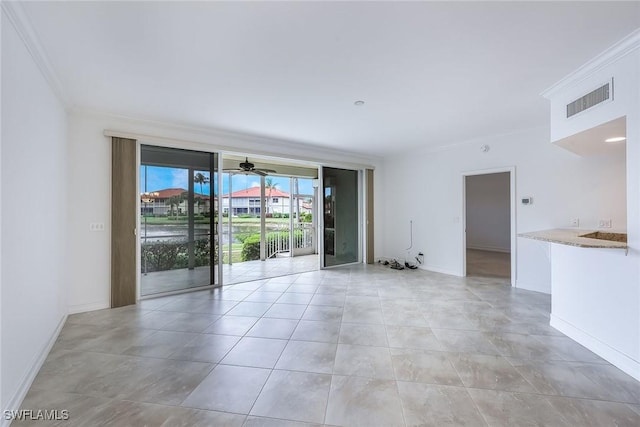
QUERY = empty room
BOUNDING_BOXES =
[2,1,640,426]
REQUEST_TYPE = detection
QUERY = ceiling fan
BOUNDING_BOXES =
[224,157,277,176]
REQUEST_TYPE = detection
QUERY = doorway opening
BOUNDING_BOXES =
[220,155,320,285]
[137,148,368,297]
[463,169,515,284]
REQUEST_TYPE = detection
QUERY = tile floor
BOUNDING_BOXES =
[141,255,319,296]
[17,265,640,426]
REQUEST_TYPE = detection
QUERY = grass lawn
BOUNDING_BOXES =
[220,243,243,263]
[143,216,292,225]
[224,217,291,224]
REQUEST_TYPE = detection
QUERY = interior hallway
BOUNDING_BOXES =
[467,249,511,281]
[17,265,640,426]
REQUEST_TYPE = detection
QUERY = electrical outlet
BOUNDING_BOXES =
[89,222,105,232]
[598,219,612,228]
[570,218,579,227]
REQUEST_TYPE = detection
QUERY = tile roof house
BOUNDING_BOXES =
[222,187,290,215]
[141,188,210,216]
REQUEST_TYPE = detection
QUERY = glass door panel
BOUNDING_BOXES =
[265,176,290,260]
[292,178,316,256]
[140,146,218,296]
[322,167,359,267]
[221,172,266,266]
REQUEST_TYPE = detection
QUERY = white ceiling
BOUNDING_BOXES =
[19,1,640,156]
[555,116,627,157]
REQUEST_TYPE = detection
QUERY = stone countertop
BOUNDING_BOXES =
[518,228,628,249]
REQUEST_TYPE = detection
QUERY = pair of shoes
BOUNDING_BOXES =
[390,261,404,270]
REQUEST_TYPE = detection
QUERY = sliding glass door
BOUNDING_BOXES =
[140,145,219,296]
[291,178,316,257]
[322,167,360,267]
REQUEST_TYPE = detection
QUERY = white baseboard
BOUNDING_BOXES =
[419,264,462,277]
[515,279,551,295]
[550,314,640,381]
[2,314,68,427]
[466,244,511,253]
[68,301,109,314]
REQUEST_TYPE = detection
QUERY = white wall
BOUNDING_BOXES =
[0,6,3,411]
[1,10,68,415]
[543,34,640,380]
[465,172,510,252]
[66,111,382,313]
[380,125,627,293]
[551,244,638,379]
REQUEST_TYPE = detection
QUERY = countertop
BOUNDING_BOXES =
[518,228,627,249]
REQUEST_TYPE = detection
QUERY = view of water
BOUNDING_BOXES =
[139,223,289,245]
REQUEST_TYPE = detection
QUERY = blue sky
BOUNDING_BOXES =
[140,165,314,196]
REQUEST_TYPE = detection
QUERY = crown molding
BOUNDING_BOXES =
[71,107,380,168]
[2,1,69,108]
[408,124,549,157]
[541,28,640,99]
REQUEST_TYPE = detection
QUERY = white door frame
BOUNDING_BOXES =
[461,166,516,286]
[291,183,316,257]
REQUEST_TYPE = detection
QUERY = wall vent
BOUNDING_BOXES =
[566,79,613,118]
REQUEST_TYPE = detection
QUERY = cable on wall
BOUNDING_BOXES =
[405,220,413,251]
[403,220,419,269]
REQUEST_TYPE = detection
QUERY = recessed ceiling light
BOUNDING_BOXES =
[354,100,365,106]
[604,136,626,143]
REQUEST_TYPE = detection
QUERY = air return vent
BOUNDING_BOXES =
[566,79,613,118]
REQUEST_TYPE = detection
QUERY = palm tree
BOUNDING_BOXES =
[194,172,209,196]
[194,196,205,215]
[168,195,183,218]
[265,177,278,214]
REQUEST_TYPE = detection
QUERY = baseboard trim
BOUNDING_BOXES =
[2,314,68,427]
[466,244,511,254]
[419,264,462,277]
[550,314,640,381]
[515,279,550,295]
[68,301,109,314]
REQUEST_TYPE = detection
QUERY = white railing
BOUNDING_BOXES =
[294,223,314,250]
[266,223,314,259]
[266,231,288,259]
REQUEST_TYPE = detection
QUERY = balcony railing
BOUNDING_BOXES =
[266,223,314,259]
[140,223,314,270]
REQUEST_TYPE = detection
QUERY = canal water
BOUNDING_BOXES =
[140,223,289,245]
